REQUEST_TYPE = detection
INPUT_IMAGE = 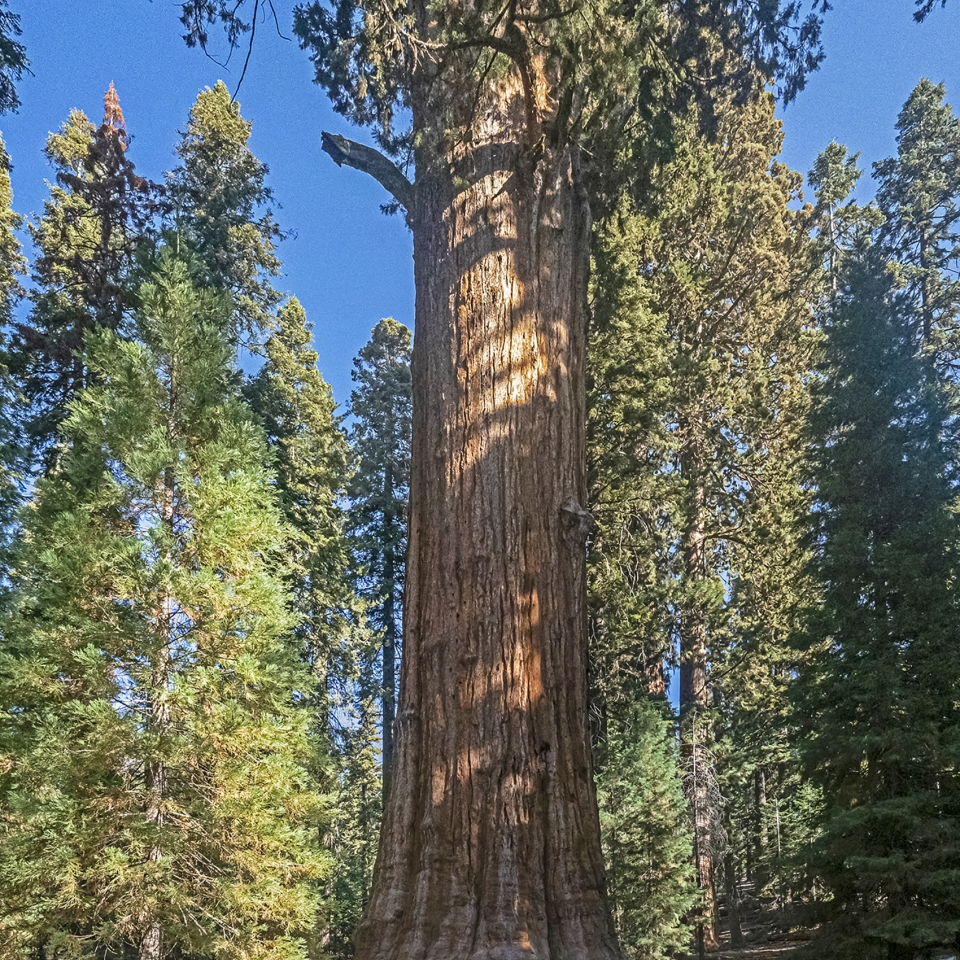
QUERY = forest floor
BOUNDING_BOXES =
[678,881,820,960]
[711,944,812,959]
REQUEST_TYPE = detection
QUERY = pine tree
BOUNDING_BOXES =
[588,77,817,950]
[169,81,282,342]
[308,318,412,957]
[807,141,865,292]
[793,87,960,958]
[796,245,960,958]
[0,1,26,115]
[347,317,411,789]
[588,195,675,708]
[874,78,960,359]
[595,698,698,960]
[245,296,355,726]
[9,86,163,457]
[0,250,327,960]
[0,130,24,585]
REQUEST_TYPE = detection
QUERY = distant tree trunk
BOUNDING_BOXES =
[724,850,743,948]
[754,768,769,894]
[381,485,397,793]
[353,71,621,960]
[679,458,719,955]
[140,465,175,960]
[644,647,667,697]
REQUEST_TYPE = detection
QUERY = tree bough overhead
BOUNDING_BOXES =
[178,2,825,958]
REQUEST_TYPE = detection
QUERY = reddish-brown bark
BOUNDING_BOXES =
[346,66,622,960]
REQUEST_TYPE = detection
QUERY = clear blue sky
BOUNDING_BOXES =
[3,0,960,408]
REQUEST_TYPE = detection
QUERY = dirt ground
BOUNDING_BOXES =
[711,945,810,959]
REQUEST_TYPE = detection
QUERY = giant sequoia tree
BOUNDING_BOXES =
[179,1,825,956]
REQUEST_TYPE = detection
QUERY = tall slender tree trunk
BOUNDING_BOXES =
[679,457,719,955]
[354,68,621,960]
[919,227,932,345]
[724,850,743,949]
[140,464,175,960]
[754,768,769,894]
[381,492,397,793]
[644,644,667,697]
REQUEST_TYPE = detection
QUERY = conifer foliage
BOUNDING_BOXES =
[595,699,698,960]
[6,11,960,960]
[795,82,960,958]
[10,86,163,456]
[588,75,816,950]
[347,318,411,786]
[0,131,24,581]
[798,249,960,958]
[317,319,412,958]
[0,0,27,114]
[0,251,326,960]
[169,81,282,341]
[245,296,354,724]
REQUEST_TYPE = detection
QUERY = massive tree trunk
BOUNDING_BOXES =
[340,52,621,960]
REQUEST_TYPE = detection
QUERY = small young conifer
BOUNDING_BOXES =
[324,699,382,960]
[0,249,327,960]
[595,697,699,960]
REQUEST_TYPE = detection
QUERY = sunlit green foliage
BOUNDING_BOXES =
[0,131,24,586]
[0,251,328,960]
[9,88,162,458]
[169,80,283,341]
[246,297,357,724]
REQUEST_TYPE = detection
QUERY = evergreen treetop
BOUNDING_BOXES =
[10,87,163,457]
[875,78,960,363]
[0,0,27,114]
[245,295,358,729]
[169,80,283,342]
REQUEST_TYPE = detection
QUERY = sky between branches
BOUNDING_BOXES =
[3,0,960,407]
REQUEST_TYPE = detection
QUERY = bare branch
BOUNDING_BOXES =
[321,133,414,211]
[233,0,259,99]
[267,0,291,41]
